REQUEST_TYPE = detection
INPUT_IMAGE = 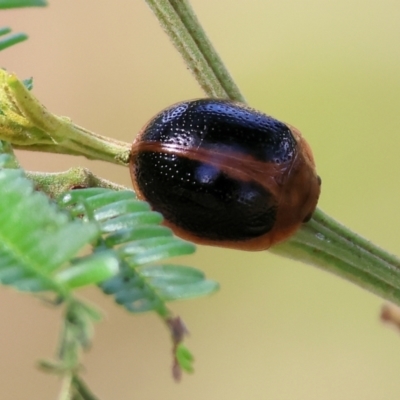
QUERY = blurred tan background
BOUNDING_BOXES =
[1,1,400,399]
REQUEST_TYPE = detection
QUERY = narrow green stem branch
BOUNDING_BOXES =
[271,209,400,304]
[168,0,245,102]
[58,373,74,400]
[0,71,131,166]
[72,375,100,400]
[145,0,244,101]
[0,140,20,167]
[27,168,128,198]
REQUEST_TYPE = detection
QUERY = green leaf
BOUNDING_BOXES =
[100,264,165,313]
[40,297,104,383]
[139,264,219,300]
[56,251,119,289]
[0,0,47,8]
[104,225,173,247]
[120,237,195,265]
[0,27,11,35]
[0,156,107,294]
[175,344,194,373]
[60,189,136,215]
[0,29,27,51]
[22,77,33,90]
[100,263,218,313]
[64,299,101,350]
[60,188,219,314]
[94,199,150,222]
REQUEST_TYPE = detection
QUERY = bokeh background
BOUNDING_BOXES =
[1,1,400,399]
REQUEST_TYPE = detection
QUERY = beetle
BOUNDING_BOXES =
[129,99,320,250]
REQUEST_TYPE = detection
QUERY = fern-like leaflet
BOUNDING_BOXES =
[0,27,27,51]
[0,154,118,295]
[59,188,219,316]
[0,0,47,9]
[59,187,219,377]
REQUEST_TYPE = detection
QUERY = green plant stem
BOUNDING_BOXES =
[145,0,244,101]
[0,71,131,166]
[0,140,20,167]
[271,209,400,303]
[59,373,73,400]
[72,375,100,400]
[40,298,102,400]
[27,169,128,198]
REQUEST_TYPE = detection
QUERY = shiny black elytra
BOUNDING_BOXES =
[130,99,320,251]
